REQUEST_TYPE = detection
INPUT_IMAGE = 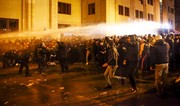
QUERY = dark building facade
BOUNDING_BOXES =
[175,0,180,31]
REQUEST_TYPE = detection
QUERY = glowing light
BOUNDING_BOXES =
[161,23,171,29]
[56,21,162,36]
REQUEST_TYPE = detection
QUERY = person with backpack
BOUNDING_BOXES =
[103,39,126,89]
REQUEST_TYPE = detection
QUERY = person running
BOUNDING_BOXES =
[123,35,139,93]
[103,39,126,89]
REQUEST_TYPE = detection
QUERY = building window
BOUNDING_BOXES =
[168,6,171,13]
[58,2,71,15]
[0,18,18,33]
[88,3,95,15]
[125,7,130,16]
[140,11,143,19]
[171,8,174,14]
[168,19,173,25]
[135,10,139,18]
[148,13,153,21]
[171,20,173,25]
[118,5,123,15]
[118,5,129,17]
[168,6,174,14]
[139,0,143,4]
[0,19,6,30]
[147,0,153,5]
[135,10,143,19]
[168,19,170,24]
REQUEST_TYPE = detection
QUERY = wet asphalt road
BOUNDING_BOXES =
[0,63,180,106]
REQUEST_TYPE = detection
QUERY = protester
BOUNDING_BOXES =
[34,42,47,74]
[97,40,107,66]
[103,39,126,89]
[165,34,175,70]
[150,35,170,96]
[17,49,31,77]
[56,41,69,73]
[123,35,139,93]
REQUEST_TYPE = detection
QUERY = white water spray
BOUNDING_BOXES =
[0,21,164,40]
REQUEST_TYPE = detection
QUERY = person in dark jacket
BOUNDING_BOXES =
[57,41,69,73]
[2,51,12,68]
[123,35,139,93]
[151,35,170,96]
[97,40,107,66]
[165,34,175,70]
[141,40,151,73]
[34,42,47,74]
[2,50,17,68]
[174,39,180,68]
[18,49,31,77]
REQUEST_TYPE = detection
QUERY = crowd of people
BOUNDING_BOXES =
[0,33,180,96]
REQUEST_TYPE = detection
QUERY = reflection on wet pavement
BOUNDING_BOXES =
[0,63,179,106]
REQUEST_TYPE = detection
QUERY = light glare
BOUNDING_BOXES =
[0,21,164,40]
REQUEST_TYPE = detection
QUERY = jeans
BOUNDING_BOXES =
[155,63,169,94]
[104,65,123,86]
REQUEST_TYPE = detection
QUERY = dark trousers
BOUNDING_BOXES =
[59,58,68,72]
[126,61,138,90]
[37,58,46,73]
[19,62,30,76]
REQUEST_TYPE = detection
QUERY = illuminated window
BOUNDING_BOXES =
[58,2,71,15]
[125,7,129,16]
[88,3,95,15]
[119,5,123,15]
